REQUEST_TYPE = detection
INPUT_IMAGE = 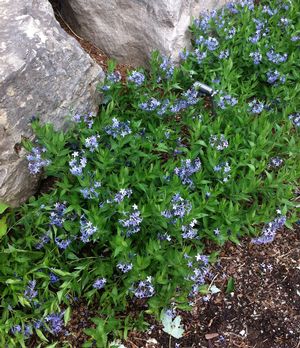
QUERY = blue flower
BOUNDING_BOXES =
[105,118,132,138]
[127,71,145,86]
[72,112,95,129]
[55,237,71,250]
[117,262,133,273]
[268,157,283,169]
[181,219,198,239]
[266,50,288,64]
[49,272,60,284]
[27,147,51,175]
[93,277,107,289]
[69,152,87,176]
[288,113,300,127]
[139,98,161,111]
[11,325,21,335]
[45,313,64,335]
[249,51,262,65]
[114,188,132,204]
[174,158,201,186]
[119,205,142,237]
[49,202,67,227]
[107,71,121,83]
[251,215,286,244]
[24,280,38,300]
[133,277,155,299]
[162,194,192,221]
[85,135,99,152]
[248,99,264,114]
[205,37,219,51]
[219,50,229,59]
[209,134,229,150]
[160,56,174,79]
[195,49,207,64]
[80,216,97,243]
[217,94,238,109]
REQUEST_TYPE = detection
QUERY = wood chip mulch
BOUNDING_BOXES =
[125,226,300,348]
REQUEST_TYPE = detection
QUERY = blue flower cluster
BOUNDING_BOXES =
[80,216,97,243]
[214,161,231,182]
[160,56,174,79]
[80,181,101,200]
[35,232,51,249]
[127,71,145,86]
[49,202,67,227]
[73,112,95,129]
[219,49,229,59]
[249,51,262,65]
[113,188,132,204]
[133,277,155,299]
[266,70,285,84]
[266,49,288,64]
[268,156,283,169]
[107,71,122,83]
[54,237,71,250]
[27,147,51,175]
[45,312,64,335]
[105,118,132,138]
[24,280,38,300]
[174,158,201,186]
[69,152,87,176]
[209,134,229,150]
[217,94,238,109]
[119,205,143,237]
[181,219,198,239]
[248,99,264,114]
[251,214,286,244]
[117,262,133,273]
[84,135,100,152]
[205,37,219,51]
[93,277,107,290]
[289,113,300,127]
[162,194,192,221]
[195,49,207,64]
[139,97,161,111]
[188,254,210,295]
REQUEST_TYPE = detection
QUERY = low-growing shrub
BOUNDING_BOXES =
[1,0,299,346]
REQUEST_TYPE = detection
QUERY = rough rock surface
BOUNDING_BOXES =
[59,0,233,67]
[0,0,104,207]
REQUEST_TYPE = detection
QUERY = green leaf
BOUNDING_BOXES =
[64,306,71,325]
[226,277,235,294]
[0,217,8,238]
[0,202,9,214]
[36,329,49,342]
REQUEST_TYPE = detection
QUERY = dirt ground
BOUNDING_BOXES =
[125,226,300,348]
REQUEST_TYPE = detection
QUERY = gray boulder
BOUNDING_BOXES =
[60,0,233,67]
[0,0,104,207]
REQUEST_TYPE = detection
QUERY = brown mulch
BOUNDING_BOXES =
[125,226,300,348]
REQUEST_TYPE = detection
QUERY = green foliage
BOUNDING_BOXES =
[1,0,299,346]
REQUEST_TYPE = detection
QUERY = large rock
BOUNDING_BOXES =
[0,0,104,207]
[60,0,233,67]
